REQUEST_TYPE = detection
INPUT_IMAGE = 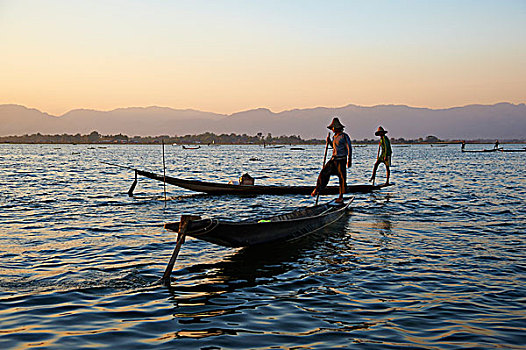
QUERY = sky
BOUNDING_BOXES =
[1,0,525,116]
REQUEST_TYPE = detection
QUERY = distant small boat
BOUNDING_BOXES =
[264,145,284,149]
[461,142,502,153]
[290,147,304,150]
[182,145,201,150]
[461,149,498,153]
[461,148,499,153]
[498,148,526,153]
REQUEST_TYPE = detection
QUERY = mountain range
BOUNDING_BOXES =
[1,103,525,140]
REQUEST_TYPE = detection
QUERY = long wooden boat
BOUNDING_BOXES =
[164,200,352,247]
[182,145,200,149]
[129,168,391,195]
[498,148,526,153]
[461,148,499,153]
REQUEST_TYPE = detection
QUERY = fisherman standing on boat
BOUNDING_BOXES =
[494,140,500,149]
[311,117,352,203]
[370,126,392,185]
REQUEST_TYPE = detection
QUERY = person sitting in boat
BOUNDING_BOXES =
[240,173,254,185]
[369,126,392,186]
[311,117,352,203]
[494,140,500,149]
[229,173,255,185]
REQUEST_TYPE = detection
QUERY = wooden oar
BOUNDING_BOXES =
[162,140,167,202]
[100,161,139,196]
[371,143,380,186]
[159,214,201,286]
[316,132,331,205]
[128,170,138,197]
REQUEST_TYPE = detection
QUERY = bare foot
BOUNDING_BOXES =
[335,197,344,203]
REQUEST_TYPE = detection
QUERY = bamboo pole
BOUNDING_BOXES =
[371,143,380,186]
[162,140,167,202]
[160,215,200,286]
[316,132,330,206]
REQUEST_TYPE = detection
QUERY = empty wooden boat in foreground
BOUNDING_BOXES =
[165,199,352,247]
[159,199,352,285]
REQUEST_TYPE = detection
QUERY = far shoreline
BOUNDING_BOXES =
[1,131,524,145]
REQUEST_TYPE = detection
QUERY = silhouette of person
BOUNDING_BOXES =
[311,117,352,203]
[370,126,392,185]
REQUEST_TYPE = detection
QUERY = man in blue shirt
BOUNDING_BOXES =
[311,117,352,203]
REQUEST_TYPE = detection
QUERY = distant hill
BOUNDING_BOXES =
[1,103,525,140]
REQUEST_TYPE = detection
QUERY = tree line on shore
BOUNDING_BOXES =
[0,131,523,145]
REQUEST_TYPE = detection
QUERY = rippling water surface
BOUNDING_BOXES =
[1,143,525,349]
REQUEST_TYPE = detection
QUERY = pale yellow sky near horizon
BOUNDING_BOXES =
[1,0,525,116]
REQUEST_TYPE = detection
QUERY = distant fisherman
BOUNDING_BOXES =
[370,126,392,185]
[311,117,352,203]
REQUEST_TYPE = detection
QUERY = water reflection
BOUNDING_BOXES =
[173,328,238,339]
[373,217,393,235]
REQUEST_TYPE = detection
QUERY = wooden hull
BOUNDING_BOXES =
[499,149,526,152]
[462,148,525,153]
[135,169,391,195]
[165,201,352,247]
[461,149,499,153]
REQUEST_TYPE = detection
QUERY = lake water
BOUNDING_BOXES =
[0,143,525,349]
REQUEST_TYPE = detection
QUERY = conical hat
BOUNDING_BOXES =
[327,117,345,130]
[375,126,388,136]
